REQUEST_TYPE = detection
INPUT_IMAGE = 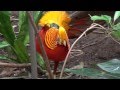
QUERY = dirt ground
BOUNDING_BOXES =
[0,11,120,79]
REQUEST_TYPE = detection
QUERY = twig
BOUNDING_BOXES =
[70,50,83,58]
[0,76,29,79]
[26,12,54,79]
[109,34,120,45]
[92,23,108,31]
[0,68,26,78]
[0,62,31,68]
[93,31,105,34]
[0,71,13,78]
[59,23,106,79]
[0,62,44,73]
[93,23,120,45]
[28,11,38,79]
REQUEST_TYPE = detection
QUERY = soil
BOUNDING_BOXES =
[0,11,120,79]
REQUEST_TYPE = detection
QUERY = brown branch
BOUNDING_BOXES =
[0,76,29,79]
[0,72,13,78]
[0,62,44,73]
[0,68,26,78]
[59,23,104,79]
[28,11,38,79]
[109,34,120,45]
[0,62,31,68]
[26,11,54,79]
[92,23,120,45]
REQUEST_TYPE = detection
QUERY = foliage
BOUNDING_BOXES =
[65,59,120,79]
[91,15,112,24]
[90,11,120,40]
[0,41,10,48]
[0,11,45,69]
[65,11,120,79]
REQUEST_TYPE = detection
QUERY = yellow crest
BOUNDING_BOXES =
[39,11,71,31]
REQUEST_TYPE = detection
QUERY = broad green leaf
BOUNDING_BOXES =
[105,73,120,78]
[97,59,120,74]
[111,23,120,39]
[0,41,10,48]
[90,15,111,24]
[36,53,46,70]
[33,11,43,25]
[18,11,29,45]
[65,68,107,79]
[65,68,120,79]
[13,38,29,63]
[111,31,120,40]
[113,23,120,31]
[0,11,15,46]
[114,11,120,22]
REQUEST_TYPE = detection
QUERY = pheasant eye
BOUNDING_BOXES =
[50,23,59,29]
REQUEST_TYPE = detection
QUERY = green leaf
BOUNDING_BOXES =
[90,15,111,24]
[113,23,120,31]
[18,11,27,31]
[114,11,120,22]
[0,11,15,46]
[65,68,120,79]
[36,53,46,70]
[33,11,43,25]
[18,11,43,45]
[111,23,120,40]
[112,31,120,40]
[12,38,29,63]
[0,55,9,60]
[17,11,29,45]
[65,68,107,79]
[0,41,10,49]
[0,55,18,63]
[97,59,120,74]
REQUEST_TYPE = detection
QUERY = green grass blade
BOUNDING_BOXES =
[0,55,18,63]
[33,11,43,25]
[36,53,46,70]
[0,41,10,49]
[18,11,29,45]
[18,11,43,46]
[0,11,15,46]
[0,55,9,60]
[13,38,29,63]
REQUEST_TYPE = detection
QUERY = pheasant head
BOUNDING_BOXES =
[38,11,71,50]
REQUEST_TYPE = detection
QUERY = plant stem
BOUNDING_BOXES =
[0,62,31,68]
[28,11,38,79]
[26,11,54,79]
[59,23,102,79]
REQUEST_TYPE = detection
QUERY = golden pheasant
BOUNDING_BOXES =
[35,11,89,74]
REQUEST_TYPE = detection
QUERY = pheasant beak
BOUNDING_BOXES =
[58,27,69,47]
